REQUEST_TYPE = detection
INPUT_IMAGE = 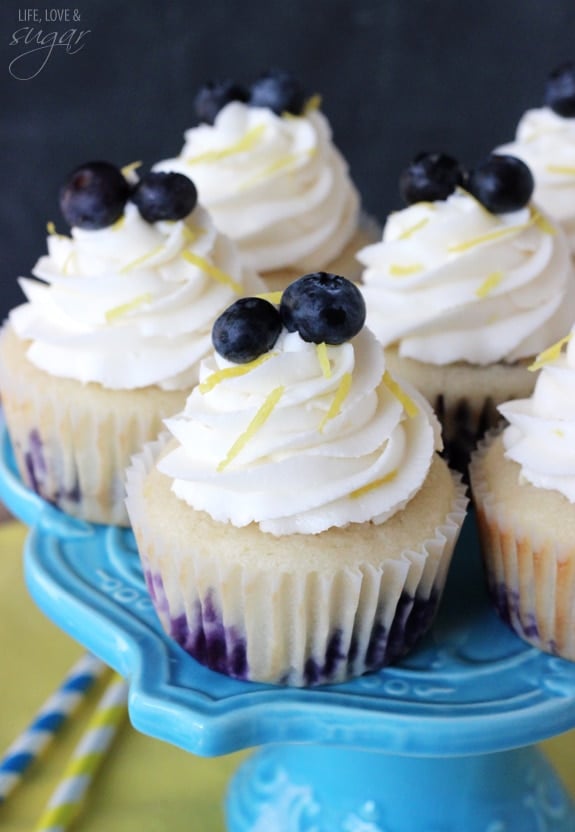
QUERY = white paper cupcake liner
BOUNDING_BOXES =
[126,437,468,686]
[0,325,187,526]
[470,433,575,661]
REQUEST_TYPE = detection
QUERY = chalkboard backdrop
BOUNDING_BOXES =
[2,0,575,320]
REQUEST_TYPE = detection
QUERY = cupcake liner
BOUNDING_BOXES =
[0,325,187,526]
[126,437,468,686]
[470,433,575,660]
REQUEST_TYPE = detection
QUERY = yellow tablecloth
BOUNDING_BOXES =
[1,520,574,830]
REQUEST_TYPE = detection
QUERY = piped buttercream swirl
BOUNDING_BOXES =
[500,330,575,501]
[358,189,575,365]
[10,203,263,390]
[159,326,442,535]
[497,108,575,251]
[154,101,360,274]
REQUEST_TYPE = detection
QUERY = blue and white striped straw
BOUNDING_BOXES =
[0,653,108,803]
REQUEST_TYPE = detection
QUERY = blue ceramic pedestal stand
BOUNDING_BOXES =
[2,430,575,831]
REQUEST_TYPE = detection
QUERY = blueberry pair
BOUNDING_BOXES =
[212,273,366,364]
[194,68,307,125]
[59,161,198,230]
[399,151,534,215]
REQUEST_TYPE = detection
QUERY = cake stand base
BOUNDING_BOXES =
[226,744,575,831]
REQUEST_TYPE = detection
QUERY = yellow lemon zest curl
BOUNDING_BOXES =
[528,334,572,372]
[319,372,352,432]
[218,386,284,471]
[199,354,273,394]
[350,469,398,499]
[382,371,418,418]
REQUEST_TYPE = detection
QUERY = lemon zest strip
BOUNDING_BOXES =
[553,428,565,438]
[398,217,429,240]
[121,160,143,177]
[476,271,504,298]
[382,371,418,418]
[448,223,529,253]
[105,293,152,322]
[182,250,243,293]
[546,164,575,176]
[350,469,398,499]
[530,207,556,235]
[239,150,314,189]
[199,354,273,394]
[389,263,423,277]
[256,291,283,305]
[217,385,284,471]
[319,372,352,432]
[111,214,126,231]
[316,343,332,379]
[304,93,322,114]
[185,125,266,165]
[528,334,572,372]
[46,221,68,240]
[120,245,165,272]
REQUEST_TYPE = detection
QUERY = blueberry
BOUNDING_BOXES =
[544,62,575,117]
[131,172,198,223]
[466,154,534,214]
[212,297,282,363]
[194,79,249,125]
[399,152,466,205]
[249,69,307,116]
[59,161,130,230]
[279,273,366,345]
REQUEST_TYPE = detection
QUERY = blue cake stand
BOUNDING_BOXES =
[2,429,575,831]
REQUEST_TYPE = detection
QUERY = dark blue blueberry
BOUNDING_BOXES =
[59,161,131,230]
[131,171,198,223]
[212,297,282,363]
[249,68,307,116]
[466,154,534,214]
[279,272,366,345]
[194,79,249,125]
[544,62,575,117]
[399,152,466,206]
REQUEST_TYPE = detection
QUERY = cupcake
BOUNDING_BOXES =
[470,329,575,661]
[0,161,264,526]
[497,61,575,254]
[125,273,468,686]
[154,69,379,291]
[357,151,575,471]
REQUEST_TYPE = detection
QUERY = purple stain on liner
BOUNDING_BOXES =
[22,429,82,506]
[147,574,441,685]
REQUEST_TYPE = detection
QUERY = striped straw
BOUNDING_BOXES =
[35,673,129,832]
[0,653,108,803]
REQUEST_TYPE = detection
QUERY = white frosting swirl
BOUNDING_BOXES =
[498,108,575,250]
[10,203,264,390]
[154,101,360,273]
[500,330,575,502]
[159,327,442,535]
[357,190,575,365]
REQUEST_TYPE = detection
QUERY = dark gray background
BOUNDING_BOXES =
[2,0,575,319]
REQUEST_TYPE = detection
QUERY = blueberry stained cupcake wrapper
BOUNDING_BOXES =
[125,436,468,687]
[0,323,187,526]
[470,433,575,661]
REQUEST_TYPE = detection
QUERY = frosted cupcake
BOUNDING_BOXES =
[0,161,263,525]
[358,152,575,470]
[497,62,575,253]
[126,273,467,686]
[470,329,575,661]
[154,69,379,291]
